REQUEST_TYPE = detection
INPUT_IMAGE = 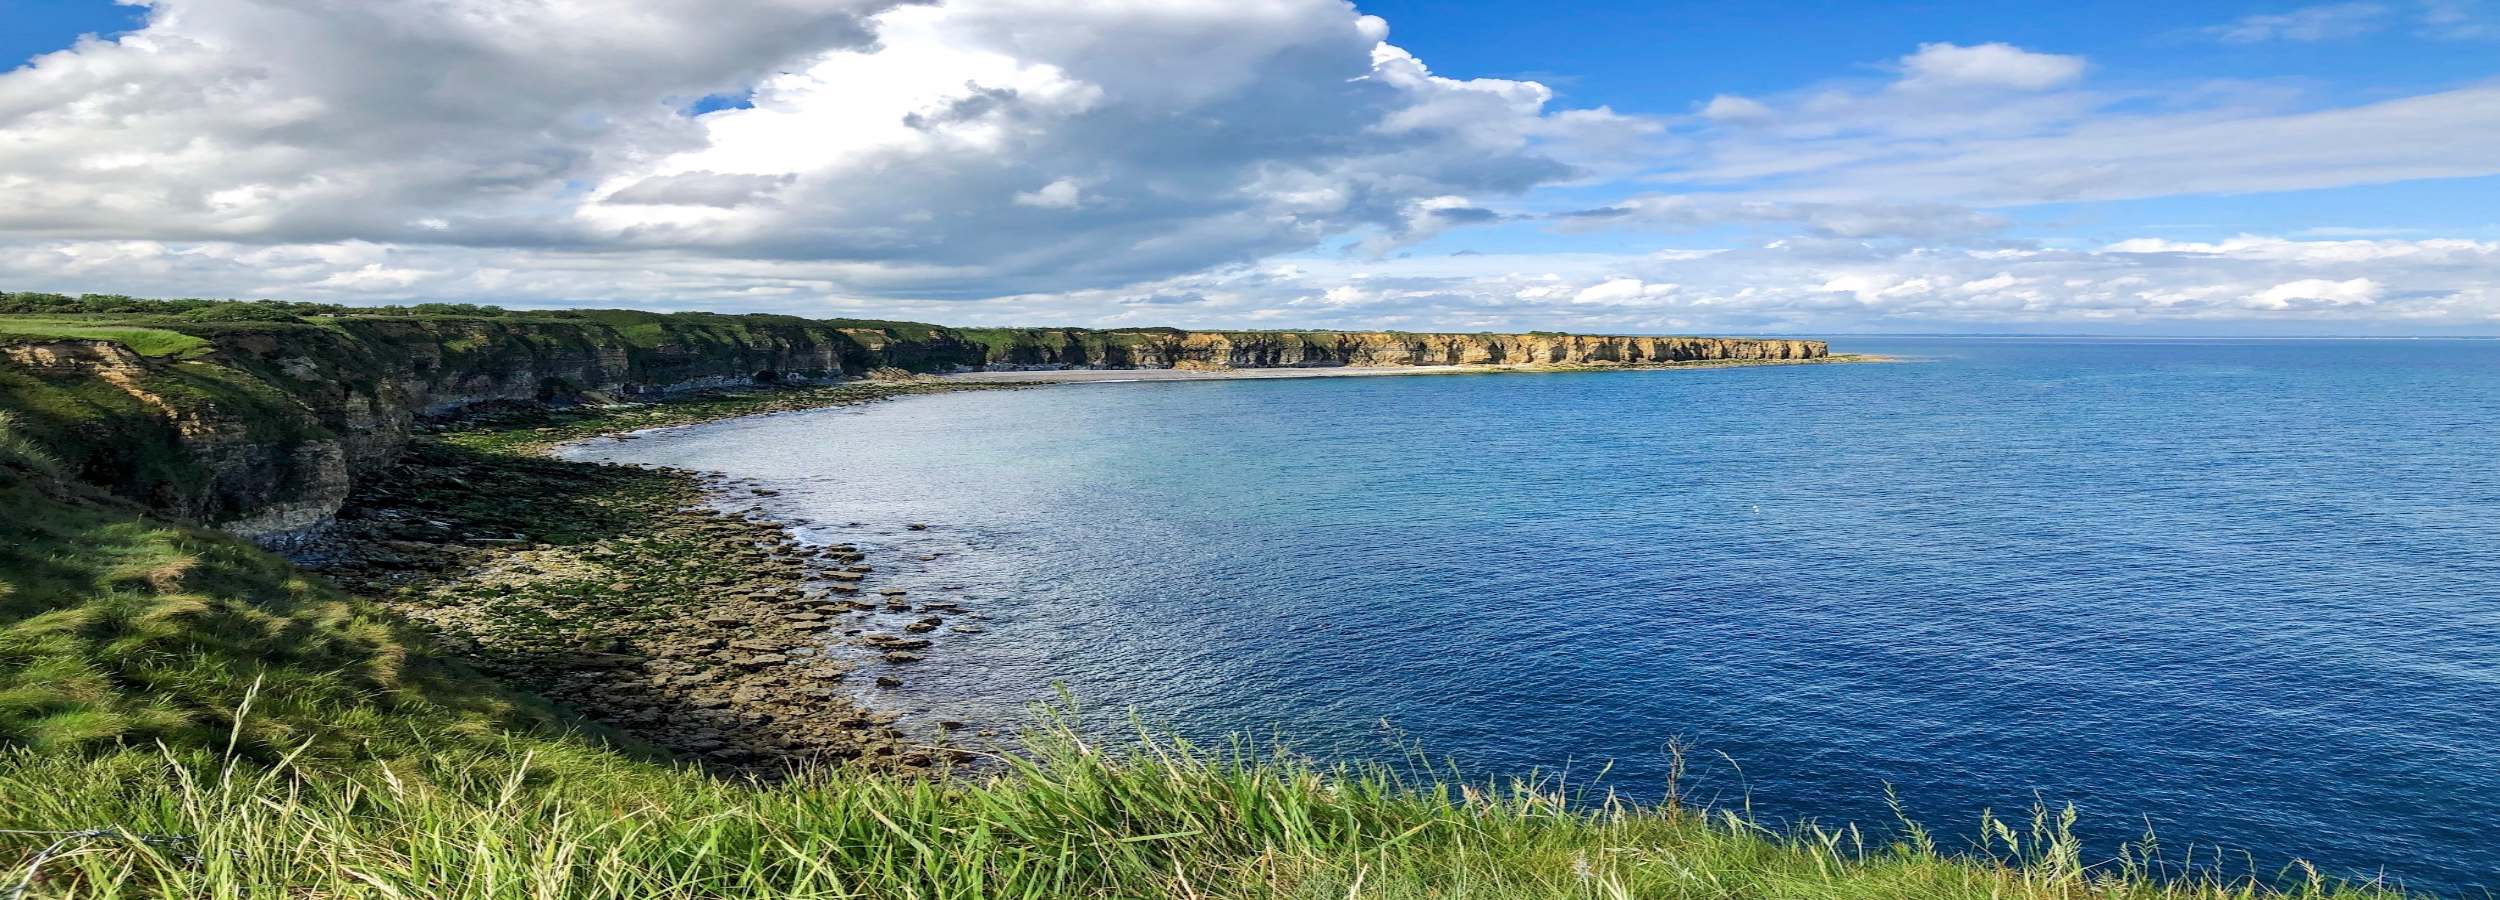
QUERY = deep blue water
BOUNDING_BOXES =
[569,338,2500,894]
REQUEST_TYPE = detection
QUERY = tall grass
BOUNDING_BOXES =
[0,411,60,478]
[0,711,2412,900]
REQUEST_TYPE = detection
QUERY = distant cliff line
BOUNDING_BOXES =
[949,328,1824,370]
[0,295,1828,542]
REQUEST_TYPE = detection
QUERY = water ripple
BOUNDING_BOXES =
[573,337,2500,895]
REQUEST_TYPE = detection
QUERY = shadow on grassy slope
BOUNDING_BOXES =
[0,474,602,767]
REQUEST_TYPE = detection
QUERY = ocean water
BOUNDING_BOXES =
[566,337,2500,894]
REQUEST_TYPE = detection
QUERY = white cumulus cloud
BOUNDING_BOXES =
[0,0,1644,297]
[2248,277,2382,308]
[1895,42,2087,91]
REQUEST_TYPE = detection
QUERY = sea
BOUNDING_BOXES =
[562,337,2500,894]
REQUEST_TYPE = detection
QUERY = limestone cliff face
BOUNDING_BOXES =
[958,329,1825,370]
[2,340,352,536]
[1,311,1824,544]
[0,314,983,545]
[1163,332,1825,368]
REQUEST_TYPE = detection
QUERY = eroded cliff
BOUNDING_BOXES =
[957,328,1824,370]
[0,304,1825,543]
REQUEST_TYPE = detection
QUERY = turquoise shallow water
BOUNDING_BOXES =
[569,337,2500,894]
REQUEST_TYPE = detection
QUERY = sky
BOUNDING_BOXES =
[1,0,2496,335]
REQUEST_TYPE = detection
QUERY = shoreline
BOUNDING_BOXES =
[305,356,1882,774]
[305,382,1035,775]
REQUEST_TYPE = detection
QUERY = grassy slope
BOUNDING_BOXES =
[0,475,591,765]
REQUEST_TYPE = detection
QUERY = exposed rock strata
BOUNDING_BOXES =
[962,329,1825,370]
[0,312,1824,543]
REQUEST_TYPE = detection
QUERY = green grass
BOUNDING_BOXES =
[0,715,2412,899]
[0,478,593,765]
[0,320,208,359]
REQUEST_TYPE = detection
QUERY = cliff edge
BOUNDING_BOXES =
[0,297,1825,542]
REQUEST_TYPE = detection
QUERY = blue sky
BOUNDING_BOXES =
[1362,0,2495,104]
[1,0,2496,334]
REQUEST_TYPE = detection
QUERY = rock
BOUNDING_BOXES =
[875,676,903,688]
[881,651,924,664]
[903,622,936,633]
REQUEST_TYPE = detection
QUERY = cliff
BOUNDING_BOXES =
[955,328,1825,369]
[0,302,1824,543]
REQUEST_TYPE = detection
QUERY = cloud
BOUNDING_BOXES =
[2249,277,2381,307]
[1012,177,1089,209]
[0,0,905,243]
[0,0,1642,296]
[2203,3,2390,42]
[2420,0,2500,38]
[1895,42,2087,91]
[1554,196,2010,242]
[1657,53,2500,208]
[2,13,2494,334]
[603,172,798,208]
[1699,94,1773,122]
[7,233,2490,333]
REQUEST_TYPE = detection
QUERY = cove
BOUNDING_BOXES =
[567,336,2500,895]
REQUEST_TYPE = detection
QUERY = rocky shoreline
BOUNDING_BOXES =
[301,382,1029,775]
[293,357,1872,775]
